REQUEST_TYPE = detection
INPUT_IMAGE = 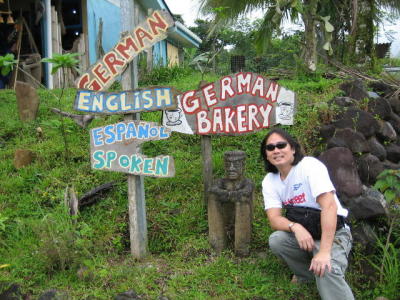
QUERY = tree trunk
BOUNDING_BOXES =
[301,0,318,72]
[346,0,359,64]
[365,0,377,71]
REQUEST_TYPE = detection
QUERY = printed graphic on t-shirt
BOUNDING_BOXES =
[293,183,302,191]
[283,192,305,205]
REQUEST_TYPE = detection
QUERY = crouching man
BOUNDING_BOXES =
[260,128,354,300]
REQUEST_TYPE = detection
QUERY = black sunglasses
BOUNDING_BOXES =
[265,141,288,151]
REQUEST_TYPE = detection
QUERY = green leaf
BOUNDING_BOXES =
[0,53,17,76]
[384,190,396,202]
[51,65,61,75]
[41,52,80,73]
[374,180,389,192]
[1,67,10,76]
[325,21,334,33]
[323,41,331,51]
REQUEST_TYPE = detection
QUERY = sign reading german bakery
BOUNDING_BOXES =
[74,86,179,114]
[162,72,296,135]
[90,121,175,177]
[75,10,174,91]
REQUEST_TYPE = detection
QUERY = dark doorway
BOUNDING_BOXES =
[58,0,82,50]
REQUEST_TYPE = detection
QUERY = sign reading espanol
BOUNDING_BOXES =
[90,121,175,177]
[75,10,174,91]
[162,72,296,135]
[74,86,180,114]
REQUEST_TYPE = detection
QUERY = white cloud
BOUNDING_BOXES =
[164,0,203,27]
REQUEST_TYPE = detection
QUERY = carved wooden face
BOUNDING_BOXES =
[224,158,244,180]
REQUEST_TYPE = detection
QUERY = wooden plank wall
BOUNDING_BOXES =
[51,5,87,88]
[51,5,62,88]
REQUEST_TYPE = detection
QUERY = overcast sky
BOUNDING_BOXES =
[164,0,400,57]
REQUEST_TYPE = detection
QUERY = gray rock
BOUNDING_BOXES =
[388,94,400,114]
[368,136,387,161]
[13,149,34,169]
[369,81,395,97]
[319,124,336,141]
[346,186,389,220]
[339,79,369,101]
[318,147,363,198]
[367,91,380,99]
[382,159,400,170]
[333,128,370,154]
[15,81,40,122]
[333,108,379,138]
[388,112,400,134]
[38,290,69,300]
[386,143,400,163]
[328,96,358,108]
[356,154,385,185]
[327,136,348,149]
[351,221,378,254]
[115,290,141,300]
[0,283,23,300]
[367,97,392,121]
[376,120,397,142]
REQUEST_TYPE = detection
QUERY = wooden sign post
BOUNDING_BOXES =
[121,0,143,259]
[74,1,175,259]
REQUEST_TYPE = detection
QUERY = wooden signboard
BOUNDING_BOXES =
[90,121,175,177]
[162,72,296,135]
[74,86,180,114]
[75,10,174,91]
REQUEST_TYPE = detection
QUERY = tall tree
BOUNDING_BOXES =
[200,0,400,72]
[200,0,329,72]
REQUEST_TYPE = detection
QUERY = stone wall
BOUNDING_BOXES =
[316,79,399,249]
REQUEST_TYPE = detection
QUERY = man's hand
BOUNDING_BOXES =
[292,223,315,252]
[309,251,331,277]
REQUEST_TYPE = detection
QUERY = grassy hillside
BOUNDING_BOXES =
[0,70,377,299]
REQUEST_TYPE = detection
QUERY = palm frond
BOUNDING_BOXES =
[200,0,274,20]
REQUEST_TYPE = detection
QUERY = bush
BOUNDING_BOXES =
[139,65,193,86]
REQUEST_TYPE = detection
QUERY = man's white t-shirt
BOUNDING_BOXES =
[262,156,348,217]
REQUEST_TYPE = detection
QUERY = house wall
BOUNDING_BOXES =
[85,0,169,67]
[86,0,121,64]
[167,42,179,66]
[153,40,167,66]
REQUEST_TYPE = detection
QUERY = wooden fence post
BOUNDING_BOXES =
[199,80,213,207]
[120,0,147,259]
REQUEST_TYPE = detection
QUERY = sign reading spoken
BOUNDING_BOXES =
[90,121,175,177]
[74,86,179,114]
[75,10,174,91]
[163,72,296,135]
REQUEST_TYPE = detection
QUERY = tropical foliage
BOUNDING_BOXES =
[0,53,18,76]
[199,0,400,72]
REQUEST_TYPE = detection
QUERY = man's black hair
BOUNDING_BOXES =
[260,128,304,173]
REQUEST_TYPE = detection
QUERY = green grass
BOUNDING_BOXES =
[0,70,383,299]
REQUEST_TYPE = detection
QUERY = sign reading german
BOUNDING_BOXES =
[75,10,174,91]
[90,121,175,177]
[74,86,179,114]
[162,72,296,135]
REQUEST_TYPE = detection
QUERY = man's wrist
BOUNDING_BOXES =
[288,222,296,232]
